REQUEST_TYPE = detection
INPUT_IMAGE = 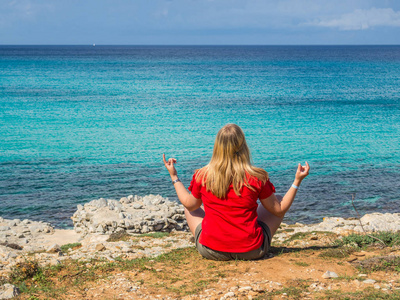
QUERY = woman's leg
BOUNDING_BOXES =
[184,207,205,236]
[257,195,284,237]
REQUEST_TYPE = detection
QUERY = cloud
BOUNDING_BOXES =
[309,7,400,30]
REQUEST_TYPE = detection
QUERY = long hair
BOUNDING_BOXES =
[196,124,268,198]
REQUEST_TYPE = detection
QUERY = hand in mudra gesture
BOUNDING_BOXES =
[295,162,310,181]
[163,153,177,176]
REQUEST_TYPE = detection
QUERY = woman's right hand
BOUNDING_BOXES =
[163,153,178,177]
[295,162,310,182]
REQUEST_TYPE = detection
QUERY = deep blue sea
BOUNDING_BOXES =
[1,45,399,228]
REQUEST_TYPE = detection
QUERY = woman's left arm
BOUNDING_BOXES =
[163,154,202,211]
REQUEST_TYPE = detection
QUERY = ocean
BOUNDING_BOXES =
[1,45,399,228]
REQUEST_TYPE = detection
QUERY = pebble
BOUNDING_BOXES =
[322,271,338,279]
[238,286,252,292]
[95,244,106,251]
[363,279,377,284]
[224,291,235,298]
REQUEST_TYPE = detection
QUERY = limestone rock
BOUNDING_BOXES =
[322,271,338,279]
[0,284,20,299]
[46,244,61,253]
[95,244,106,251]
[363,279,377,284]
[71,194,189,236]
[224,291,235,298]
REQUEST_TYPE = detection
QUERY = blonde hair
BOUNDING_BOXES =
[196,124,268,198]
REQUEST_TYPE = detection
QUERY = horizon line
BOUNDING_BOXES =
[1,44,400,47]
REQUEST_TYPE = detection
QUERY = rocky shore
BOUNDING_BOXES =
[1,194,400,299]
[71,194,189,235]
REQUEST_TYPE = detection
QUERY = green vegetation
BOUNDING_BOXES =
[139,232,170,238]
[283,231,335,243]
[323,288,400,299]
[355,255,400,273]
[336,232,400,248]
[271,286,304,299]
[60,242,82,253]
[319,247,355,259]
[106,231,132,242]
[9,260,40,282]
[294,261,310,267]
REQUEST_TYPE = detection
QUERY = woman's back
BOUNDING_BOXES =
[189,172,275,252]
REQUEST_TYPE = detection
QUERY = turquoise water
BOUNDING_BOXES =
[1,46,399,228]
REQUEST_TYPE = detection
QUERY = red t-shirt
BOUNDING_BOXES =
[188,172,276,253]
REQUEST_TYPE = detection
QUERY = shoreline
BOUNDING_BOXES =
[1,194,399,256]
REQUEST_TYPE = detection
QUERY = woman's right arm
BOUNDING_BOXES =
[163,154,202,211]
[260,162,310,218]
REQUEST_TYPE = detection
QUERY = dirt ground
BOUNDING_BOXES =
[9,231,400,299]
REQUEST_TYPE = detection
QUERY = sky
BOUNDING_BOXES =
[1,0,400,45]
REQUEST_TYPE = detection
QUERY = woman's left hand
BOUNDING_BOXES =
[163,153,178,176]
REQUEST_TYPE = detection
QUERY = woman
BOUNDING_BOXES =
[163,124,310,260]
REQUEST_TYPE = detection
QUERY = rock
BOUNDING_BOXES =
[0,284,20,299]
[95,244,106,251]
[0,227,11,232]
[322,271,338,279]
[224,291,235,298]
[120,197,129,204]
[46,244,61,253]
[238,286,252,292]
[363,279,377,284]
[347,256,357,262]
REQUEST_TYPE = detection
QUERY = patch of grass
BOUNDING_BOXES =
[284,232,310,242]
[139,232,170,238]
[334,274,358,281]
[106,231,132,242]
[9,260,70,298]
[207,263,216,269]
[271,286,304,299]
[11,247,204,299]
[283,231,335,243]
[319,247,355,259]
[216,271,226,278]
[294,261,310,267]
[323,288,400,299]
[269,246,289,256]
[9,260,41,283]
[154,247,196,264]
[354,255,400,273]
[60,242,81,253]
[336,232,400,248]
